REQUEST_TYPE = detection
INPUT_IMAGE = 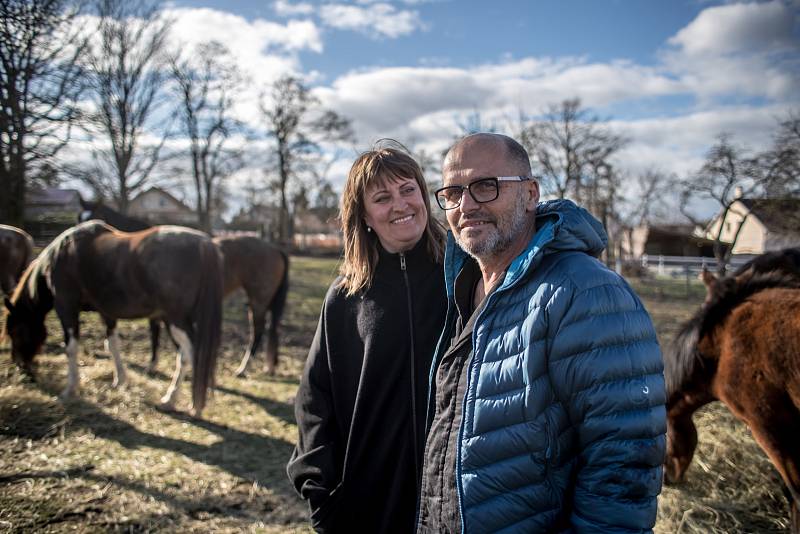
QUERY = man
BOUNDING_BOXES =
[416,133,666,533]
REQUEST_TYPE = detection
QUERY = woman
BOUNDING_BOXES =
[287,143,447,533]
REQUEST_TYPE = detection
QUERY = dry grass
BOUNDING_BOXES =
[0,260,790,532]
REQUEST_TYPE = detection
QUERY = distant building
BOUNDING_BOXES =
[128,187,197,227]
[621,223,717,258]
[228,204,280,238]
[702,197,800,254]
[25,187,82,220]
[23,187,83,244]
[293,210,342,251]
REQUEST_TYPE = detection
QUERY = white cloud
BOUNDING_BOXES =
[272,0,314,17]
[662,1,800,101]
[167,7,323,55]
[319,3,425,39]
[668,0,796,56]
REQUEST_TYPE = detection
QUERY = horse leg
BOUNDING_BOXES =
[61,327,81,399]
[665,391,714,484]
[102,318,126,388]
[235,304,266,377]
[264,306,279,376]
[145,319,161,376]
[159,325,192,410]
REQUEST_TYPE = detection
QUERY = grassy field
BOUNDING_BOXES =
[0,258,790,532]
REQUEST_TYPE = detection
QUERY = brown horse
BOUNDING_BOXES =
[2,221,223,416]
[0,224,34,296]
[664,260,800,531]
[78,200,289,375]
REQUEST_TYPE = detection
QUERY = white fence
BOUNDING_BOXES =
[639,254,755,277]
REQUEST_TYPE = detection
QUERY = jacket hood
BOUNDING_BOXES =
[443,199,608,296]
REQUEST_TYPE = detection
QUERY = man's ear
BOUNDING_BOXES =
[526,180,540,211]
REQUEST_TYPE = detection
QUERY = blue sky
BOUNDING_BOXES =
[135,0,800,216]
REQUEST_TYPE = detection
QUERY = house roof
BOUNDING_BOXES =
[739,198,800,234]
[26,187,82,206]
[131,187,192,212]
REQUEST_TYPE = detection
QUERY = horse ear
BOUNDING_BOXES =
[3,297,13,312]
[698,268,717,289]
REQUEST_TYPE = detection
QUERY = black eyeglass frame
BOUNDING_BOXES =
[435,176,533,210]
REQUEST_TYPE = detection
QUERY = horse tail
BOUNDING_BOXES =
[191,239,223,415]
[266,251,290,369]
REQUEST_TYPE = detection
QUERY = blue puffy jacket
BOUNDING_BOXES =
[429,199,666,533]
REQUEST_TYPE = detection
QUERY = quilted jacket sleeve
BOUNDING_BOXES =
[547,276,667,533]
[286,297,342,531]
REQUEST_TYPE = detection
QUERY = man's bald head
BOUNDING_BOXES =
[444,133,532,178]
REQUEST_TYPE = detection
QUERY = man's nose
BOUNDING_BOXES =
[458,189,479,213]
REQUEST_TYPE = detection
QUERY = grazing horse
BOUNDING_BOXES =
[664,261,800,532]
[0,224,34,296]
[78,201,289,375]
[2,221,223,416]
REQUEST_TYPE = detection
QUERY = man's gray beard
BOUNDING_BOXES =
[454,193,530,261]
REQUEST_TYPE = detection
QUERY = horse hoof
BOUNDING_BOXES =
[234,367,247,378]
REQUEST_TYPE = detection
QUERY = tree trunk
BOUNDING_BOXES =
[2,164,27,225]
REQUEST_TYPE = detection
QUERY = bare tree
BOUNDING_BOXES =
[627,169,672,227]
[761,110,800,197]
[81,0,171,213]
[680,134,763,273]
[259,75,352,244]
[519,98,626,215]
[171,41,242,232]
[0,0,87,224]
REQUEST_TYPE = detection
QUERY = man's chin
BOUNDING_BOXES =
[456,234,494,258]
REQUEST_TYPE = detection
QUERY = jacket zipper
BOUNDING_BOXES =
[399,252,421,487]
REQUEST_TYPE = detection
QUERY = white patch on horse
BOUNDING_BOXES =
[235,346,253,377]
[159,325,192,409]
[156,226,207,237]
[62,329,80,399]
[105,329,126,387]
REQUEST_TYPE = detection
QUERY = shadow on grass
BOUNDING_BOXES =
[0,387,297,507]
[0,464,266,532]
[123,361,298,426]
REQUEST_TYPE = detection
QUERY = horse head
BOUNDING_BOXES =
[3,297,46,377]
[78,197,99,224]
[664,399,701,485]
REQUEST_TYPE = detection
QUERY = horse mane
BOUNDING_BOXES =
[11,221,112,306]
[732,247,800,278]
[85,202,151,232]
[665,267,800,398]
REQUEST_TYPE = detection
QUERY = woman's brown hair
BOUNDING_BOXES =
[339,140,445,296]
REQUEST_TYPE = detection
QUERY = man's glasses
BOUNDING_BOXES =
[435,176,532,210]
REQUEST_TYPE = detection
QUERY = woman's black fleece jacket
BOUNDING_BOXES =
[287,237,447,533]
